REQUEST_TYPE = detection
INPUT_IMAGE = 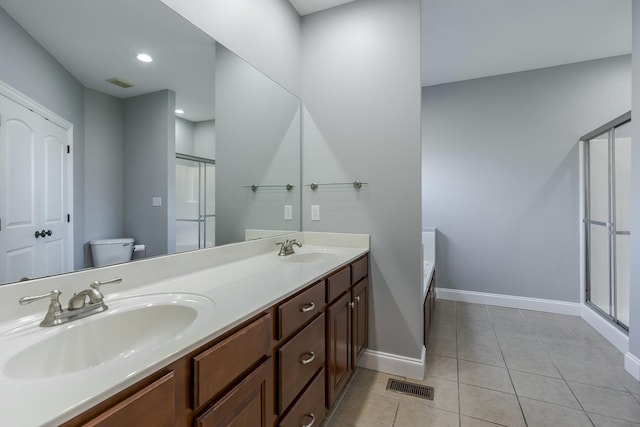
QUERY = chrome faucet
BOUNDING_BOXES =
[19,277,122,327]
[276,238,302,256]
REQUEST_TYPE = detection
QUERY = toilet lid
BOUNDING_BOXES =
[90,238,134,245]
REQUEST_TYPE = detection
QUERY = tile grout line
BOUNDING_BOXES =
[492,307,529,427]
[549,352,608,427]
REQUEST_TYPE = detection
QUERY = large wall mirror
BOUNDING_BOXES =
[0,0,301,286]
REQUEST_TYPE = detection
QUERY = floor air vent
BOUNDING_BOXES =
[386,378,434,400]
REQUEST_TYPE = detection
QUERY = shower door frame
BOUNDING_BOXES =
[581,111,631,332]
[175,153,215,250]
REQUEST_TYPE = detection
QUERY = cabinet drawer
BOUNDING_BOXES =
[195,358,273,427]
[327,266,350,303]
[278,369,325,427]
[84,371,175,427]
[193,313,271,408]
[278,313,325,413]
[351,255,368,284]
[278,280,325,339]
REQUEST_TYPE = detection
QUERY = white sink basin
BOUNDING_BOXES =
[286,252,341,264]
[3,293,214,379]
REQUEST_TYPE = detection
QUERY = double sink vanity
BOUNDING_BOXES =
[0,232,369,426]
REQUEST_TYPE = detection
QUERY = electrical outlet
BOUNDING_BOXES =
[284,204,293,220]
[311,205,320,221]
[152,197,162,207]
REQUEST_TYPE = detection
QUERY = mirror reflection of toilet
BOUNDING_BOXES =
[89,238,145,267]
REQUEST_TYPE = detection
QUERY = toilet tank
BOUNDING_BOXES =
[90,238,135,267]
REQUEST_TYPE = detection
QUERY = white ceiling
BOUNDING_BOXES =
[0,0,216,122]
[288,0,357,16]
[422,0,632,87]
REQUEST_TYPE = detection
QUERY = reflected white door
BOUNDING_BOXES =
[0,94,72,283]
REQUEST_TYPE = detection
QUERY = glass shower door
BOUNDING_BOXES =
[175,155,215,253]
[584,115,631,330]
[586,133,611,315]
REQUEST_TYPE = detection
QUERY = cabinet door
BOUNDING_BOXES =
[352,278,368,366]
[424,289,432,347]
[195,358,274,427]
[83,371,175,427]
[326,292,352,408]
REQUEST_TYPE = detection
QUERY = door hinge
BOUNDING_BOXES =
[67,145,70,154]
[67,214,71,223]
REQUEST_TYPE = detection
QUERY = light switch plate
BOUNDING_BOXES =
[284,205,293,220]
[311,205,320,221]
[152,197,162,207]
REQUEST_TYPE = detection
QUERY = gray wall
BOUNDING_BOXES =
[123,90,176,257]
[301,0,423,359]
[423,56,631,302]
[629,3,640,361]
[83,89,124,264]
[175,117,195,155]
[194,120,215,160]
[176,117,215,160]
[215,45,301,245]
[159,0,301,96]
[0,7,85,269]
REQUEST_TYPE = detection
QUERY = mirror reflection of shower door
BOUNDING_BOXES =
[175,155,215,253]
[584,118,631,330]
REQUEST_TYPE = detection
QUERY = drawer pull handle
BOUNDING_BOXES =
[300,302,315,313]
[355,296,361,303]
[301,413,316,427]
[300,351,316,365]
[348,302,355,309]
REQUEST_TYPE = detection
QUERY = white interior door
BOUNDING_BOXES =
[0,93,72,283]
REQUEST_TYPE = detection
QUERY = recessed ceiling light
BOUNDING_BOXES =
[136,53,153,63]
[175,109,184,114]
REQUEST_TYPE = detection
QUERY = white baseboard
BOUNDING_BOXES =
[435,288,582,316]
[358,346,425,380]
[580,305,629,353]
[624,352,640,381]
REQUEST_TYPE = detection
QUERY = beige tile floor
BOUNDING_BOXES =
[323,300,640,427]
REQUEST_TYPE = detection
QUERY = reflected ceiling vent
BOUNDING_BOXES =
[106,77,135,88]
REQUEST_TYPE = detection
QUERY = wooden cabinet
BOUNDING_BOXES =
[194,358,273,427]
[193,313,271,408]
[278,370,325,427]
[82,372,176,427]
[278,314,325,413]
[352,278,368,365]
[326,254,369,408]
[275,279,326,425]
[277,280,325,340]
[327,266,350,303]
[62,251,369,427]
[424,271,435,346]
[326,291,352,407]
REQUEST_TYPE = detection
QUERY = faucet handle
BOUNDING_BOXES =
[19,289,62,306]
[90,277,122,294]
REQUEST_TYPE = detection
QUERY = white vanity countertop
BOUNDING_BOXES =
[0,233,368,426]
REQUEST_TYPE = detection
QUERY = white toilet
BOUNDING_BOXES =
[90,238,135,267]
